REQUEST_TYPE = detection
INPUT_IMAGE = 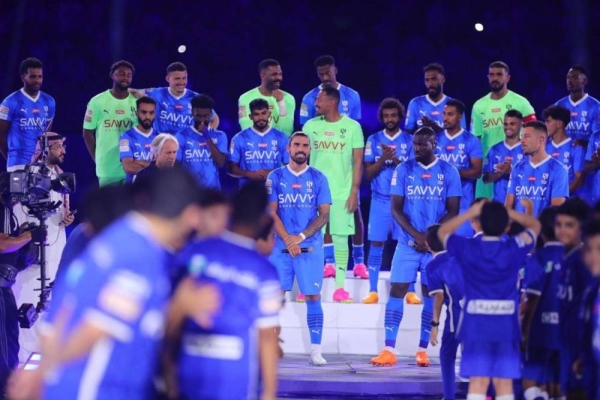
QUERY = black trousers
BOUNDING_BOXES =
[0,287,19,395]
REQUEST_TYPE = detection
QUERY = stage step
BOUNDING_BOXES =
[279,301,461,357]
[286,271,425,304]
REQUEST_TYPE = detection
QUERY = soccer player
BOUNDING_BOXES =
[436,99,483,237]
[483,110,525,203]
[543,105,585,196]
[520,207,563,400]
[471,61,536,199]
[506,121,569,216]
[437,200,541,400]
[228,99,289,186]
[239,59,295,136]
[555,199,593,398]
[83,60,138,186]
[582,221,600,400]
[299,55,361,124]
[362,98,413,304]
[303,87,364,302]
[35,168,215,399]
[371,127,461,368]
[0,58,56,171]
[404,63,466,133]
[267,132,332,365]
[425,224,464,400]
[119,97,158,183]
[584,132,600,204]
[176,94,227,189]
[555,66,600,205]
[134,134,179,182]
[167,181,282,400]
[133,62,219,133]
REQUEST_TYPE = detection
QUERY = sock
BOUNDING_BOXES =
[324,243,335,265]
[524,387,541,400]
[352,244,364,265]
[333,235,349,289]
[496,395,515,400]
[466,395,486,400]
[384,296,404,348]
[306,299,324,345]
[419,295,433,349]
[367,245,383,292]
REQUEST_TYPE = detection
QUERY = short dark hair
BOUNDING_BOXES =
[191,94,215,110]
[167,62,187,74]
[378,98,406,123]
[423,63,445,75]
[258,59,280,73]
[249,98,269,113]
[84,185,135,234]
[570,65,589,79]
[539,206,558,242]
[556,198,591,223]
[508,221,526,237]
[19,58,43,75]
[523,120,548,135]
[315,55,335,68]
[232,181,268,227]
[505,110,523,120]
[321,86,340,105]
[289,131,309,144]
[480,201,509,236]
[426,224,444,253]
[489,61,509,74]
[136,96,156,108]
[198,188,229,208]
[445,99,465,115]
[583,219,600,241]
[110,60,135,76]
[414,126,436,141]
[543,105,571,127]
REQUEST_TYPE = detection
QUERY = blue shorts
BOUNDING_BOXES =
[367,195,399,241]
[270,243,324,296]
[460,340,521,379]
[559,346,585,391]
[390,244,431,285]
[522,347,554,383]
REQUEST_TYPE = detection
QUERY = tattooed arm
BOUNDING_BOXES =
[283,204,331,248]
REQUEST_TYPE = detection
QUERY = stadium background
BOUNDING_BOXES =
[0,0,598,265]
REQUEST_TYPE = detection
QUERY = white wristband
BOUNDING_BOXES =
[277,100,288,117]
[299,232,306,241]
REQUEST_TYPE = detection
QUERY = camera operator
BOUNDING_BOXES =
[0,172,33,396]
[13,132,73,362]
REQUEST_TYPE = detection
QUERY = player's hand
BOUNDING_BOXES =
[18,222,30,235]
[61,213,75,227]
[414,232,428,253]
[420,116,436,128]
[6,368,43,400]
[592,150,600,166]
[381,144,396,162]
[520,197,534,216]
[272,89,284,102]
[468,198,487,217]
[247,170,266,180]
[429,326,439,346]
[284,234,303,247]
[572,357,583,375]
[495,160,512,175]
[286,243,301,258]
[572,139,588,148]
[345,191,359,213]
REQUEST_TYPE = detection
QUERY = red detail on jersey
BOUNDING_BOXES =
[571,112,578,117]
[523,114,537,122]
[388,145,397,149]
[292,183,302,189]
[175,105,184,110]
[528,176,536,181]
[199,142,208,146]
[446,145,456,151]
[258,143,268,148]
[492,108,501,113]
[325,131,334,136]
[116,110,125,114]
[421,173,432,179]
[32,108,40,114]
[431,111,440,116]
[552,152,560,157]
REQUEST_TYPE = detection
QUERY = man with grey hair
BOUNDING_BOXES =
[133,133,179,182]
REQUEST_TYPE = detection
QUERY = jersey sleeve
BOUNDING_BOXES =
[0,95,15,122]
[83,96,100,130]
[46,96,56,120]
[266,171,277,202]
[585,132,600,161]
[119,133,133,160]
[350,91,362,121]
[255,266,283,328]
[470,102,484,138]
[519,99,537,122]
[351,122,365,149]
[550,163,569,199]
[426,262,444,295]
[483,146,496,173]
[364,135,377,162]
[404,99,418,131]
[460,112,467,129]
[390,164,405,196]
[238,94,253,131]
[591,103,600,135]
[299,91,315,125]
[572,145,584,173]
[468,134,484,160]
[446,164,463,197]
[228,134,242,163]
[522,254,544,296]
[317,173,333,206]
[510,229,537,258]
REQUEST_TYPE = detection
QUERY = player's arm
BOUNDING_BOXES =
[403,100,418,134]
[483,151,508,183]
[438,196,461,225]
[121,158,150,174]
[83,129,96,162]
[83,100,99,162]
[438,168,462,224]
[227,162,263,180]
[238,96,252,131]
[459,157,483,180]
[346,147,364,212]
[438,200,485,242]
[470,103,483,139]
[205,132,227,168]
[364,161,384,181]
[550,164,569,207]
[269,201,290,241]
[583,141,600,174]
[301,204,330,239]
[569,147,585,194]
[0,119,10,161]
[429,291,444,346]
[504,170,518,209]
[507,206,542,237]
[391,195,422,239]
[127,88,147,99]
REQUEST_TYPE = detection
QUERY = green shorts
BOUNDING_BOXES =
[328,198,355,235]
[98,176,126,186]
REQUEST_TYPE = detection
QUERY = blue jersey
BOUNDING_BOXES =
[119,127,157,183]
[483,141,525,203]
[404,94,467,131]
[299,83,361,124]
[522,242,564,350]
[435,129,483,209]
[426,251,464,333]
[43,214,170,400]
[593,287,600,397]
[585,132,600,203]
[144,87,216,134]
[176,126,228,189]
[175,233,282,400]
[0,89,56,167]
[266,165,332,248]
[446,229,537,344]
[228,126,289,186]
[546,138,584,187]
[364,130,414,198]
[554,94,600,142]
[390,158,462,246]
[507,156,569,216]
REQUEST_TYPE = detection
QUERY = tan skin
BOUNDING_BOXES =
[155,140,178,168]
[545,116,585,193]
[193,107,227,168]
[420,70,446,133]
[121,102,154,175]
[443,105,483,180]
[483,116,522,184]
[488,67,510,100]
[258,65,285,102]
[566,68,589,147]
[45,141,74,226]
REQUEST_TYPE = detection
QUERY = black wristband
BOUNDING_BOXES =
[431,320,440,327]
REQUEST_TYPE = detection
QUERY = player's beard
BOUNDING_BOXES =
[268,80,282,90]
[139,119,153,129]
[24,82,41,93]
[116,81,130,91]
[291,153,307,164]
[490,82,505,92]
[385,122,398,131]
[253,120,269,131]
[427,86,441,98]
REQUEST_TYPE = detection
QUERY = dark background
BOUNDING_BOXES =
[0,0,598,249]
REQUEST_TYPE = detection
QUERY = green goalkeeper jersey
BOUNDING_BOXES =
[238,88,295,136]
[83,90,137,181]
[303,115,364,200]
